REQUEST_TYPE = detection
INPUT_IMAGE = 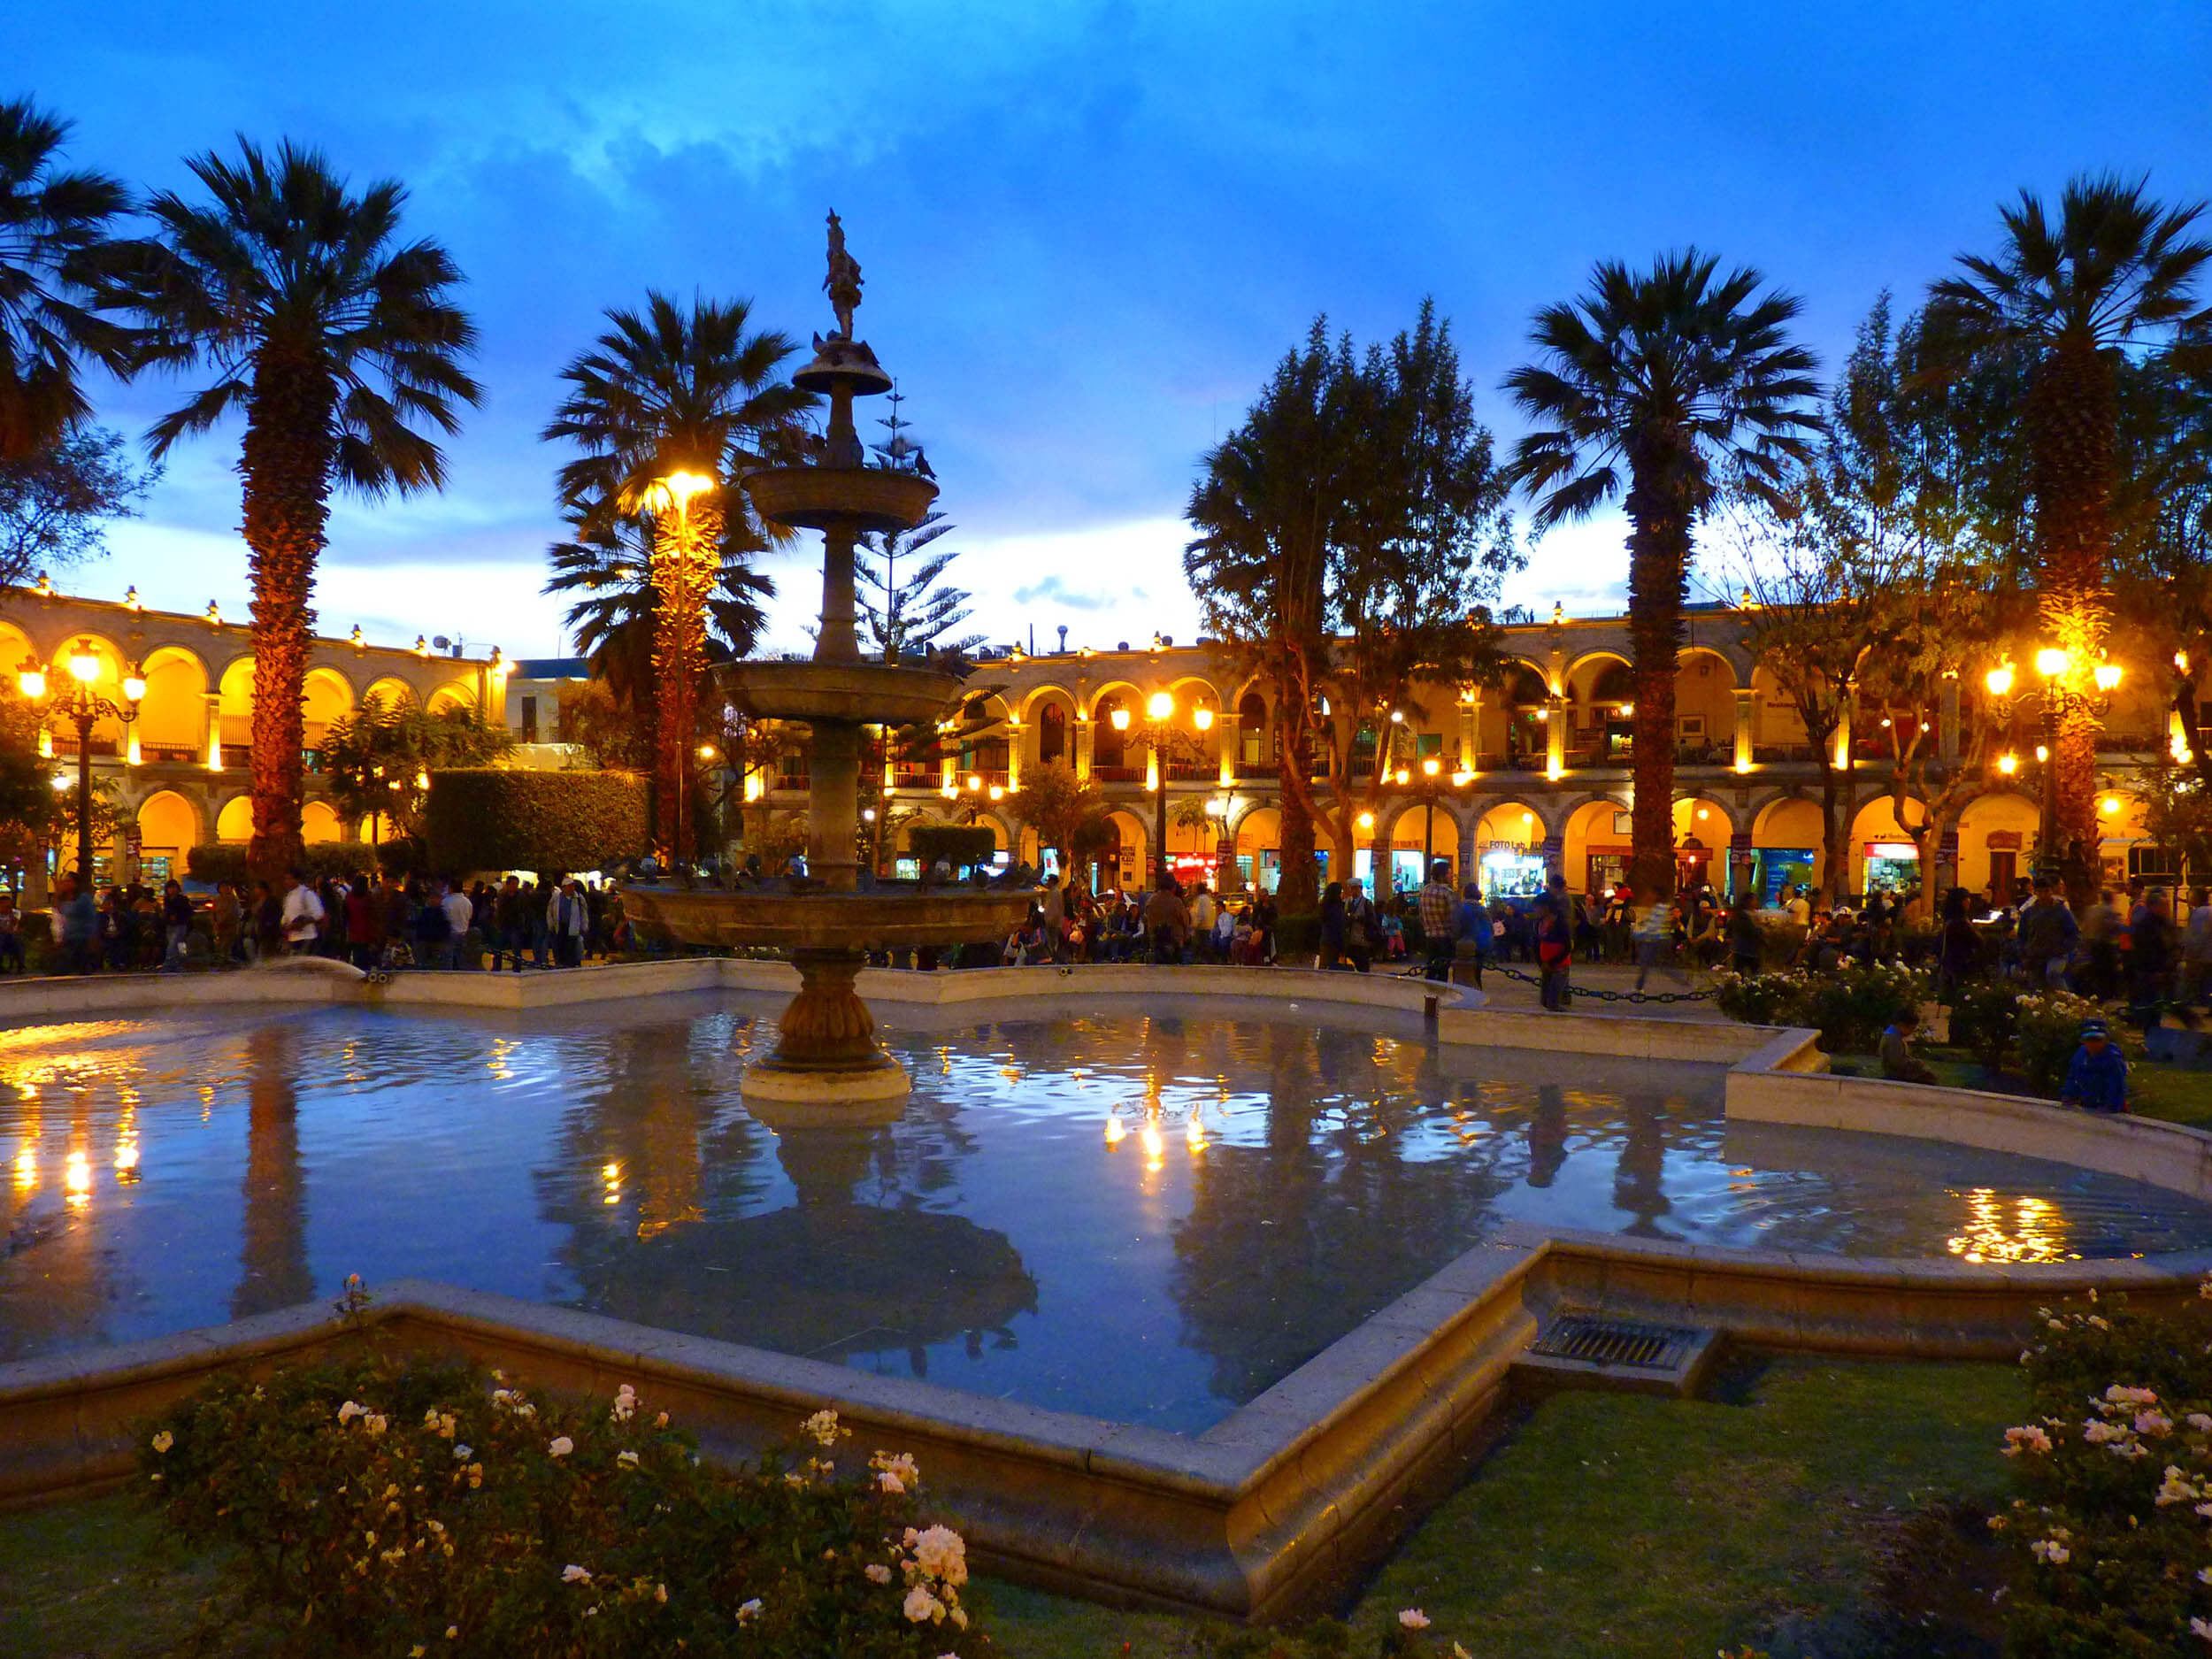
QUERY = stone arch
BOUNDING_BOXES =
[136,644,211,754]
[1101,807,1148,889]
[217,657,257,747]
[362,675,416,710]
[1032,694,1074,767]
[215,793,254,844]
[1016,680,1078,722]
[1469,797,1554,897]
[135,789,201,865]
[425,679,476,715]
[1752,793,1827,896]
[1089,687,1140,772]
[1959,791,2040,896]
[1673,648,1740,757]
[1562,797,1632,895]
[0,618,35,680]
[1080,678,1145,722]
[1565,649,1633,697]
[302,665,357,746]
[301,799,342,843]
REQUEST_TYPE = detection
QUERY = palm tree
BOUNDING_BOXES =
[542,509,773,718]
[0,97,134,460]
[543,293,810,857]
[99,139,479,881]
[1926,173,2212,875]
[1505,251,1820,897]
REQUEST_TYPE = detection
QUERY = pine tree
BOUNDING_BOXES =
[857,395,981,658]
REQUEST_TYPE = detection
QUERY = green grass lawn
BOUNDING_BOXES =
[4,1356,2019,1659]
[1832,1040,2212,1127]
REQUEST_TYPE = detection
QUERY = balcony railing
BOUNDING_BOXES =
[1093,764,1144,784]
[1164,761,1214,782]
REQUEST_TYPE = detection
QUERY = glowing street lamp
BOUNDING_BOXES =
[19,639,144,890]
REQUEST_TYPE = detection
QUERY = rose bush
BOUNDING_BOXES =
[1995,1283,2212,1655]
[139,1345,977,1658]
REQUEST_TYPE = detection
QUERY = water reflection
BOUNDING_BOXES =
[234,1025,311,1317]
[3,1002,2210,1426]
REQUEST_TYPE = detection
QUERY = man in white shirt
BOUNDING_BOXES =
[546,877,590,969]
[1786,887,1812,927]
[441,879,474,970]
[280,870,324,955]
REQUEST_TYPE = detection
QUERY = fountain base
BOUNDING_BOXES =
[740,948,913,1115]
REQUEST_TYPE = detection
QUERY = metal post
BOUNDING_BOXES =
[1152,719,1168,888]
[73,703,94,885]
[2039,688,2061,874]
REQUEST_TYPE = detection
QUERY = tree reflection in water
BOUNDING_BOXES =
[234,1024,313,1317]
[1612,1094,1672,1236]
[1168,1023,1512,1403]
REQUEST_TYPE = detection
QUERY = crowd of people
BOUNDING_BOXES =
[22,867,636,975]
[999,873,1285,965]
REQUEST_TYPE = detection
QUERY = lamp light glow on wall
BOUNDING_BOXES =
[2093,663,2123,693]
[2100,796,2122,818]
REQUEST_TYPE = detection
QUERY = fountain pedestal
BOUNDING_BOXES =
[622,214,1037,1112]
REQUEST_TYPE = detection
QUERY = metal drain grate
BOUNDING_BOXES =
[1527,1314,1701,1372]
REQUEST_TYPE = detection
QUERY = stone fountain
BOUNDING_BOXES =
[626,215,1035,1113]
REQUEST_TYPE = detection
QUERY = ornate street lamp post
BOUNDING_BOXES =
[1112,692,1214,886]
[19,641,144,887]
[1985,650,2121,887]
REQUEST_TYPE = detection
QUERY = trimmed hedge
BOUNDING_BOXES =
[426,768,648,875]
[185,841,373,887]
[909,825,995,872]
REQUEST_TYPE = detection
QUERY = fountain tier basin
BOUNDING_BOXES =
[722,659,967,727]
[743,465,938,534]
[621,886,1035,952]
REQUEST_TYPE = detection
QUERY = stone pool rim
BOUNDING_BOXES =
[5,960,2212,1618]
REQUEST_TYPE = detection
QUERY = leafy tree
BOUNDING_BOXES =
[1011,761,1111,873]
[543,293,810,858]
[1188,303,1515,909]
[1924,173,2212,885]
[318,696,511,841]
[856,511,982,660]
[1732,296,2020,908]
[98,139,481,885]
[0,424,157,588]
[1505,250,1820,896]
[555,680,651,773]
[0,684,58,875]
[0,97,134,460]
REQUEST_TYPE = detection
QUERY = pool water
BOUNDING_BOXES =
[3,994,2207,1432]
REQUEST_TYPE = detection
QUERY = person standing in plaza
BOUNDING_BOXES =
[57,873,96,974]
[160,879,193,970]
[1343,880,1378,973]
[441,877,474,969]
[280,869,324,956]
[0,891,20,974]
[2129,890,2176,1031]
[344,873,384,971]
[1146,874,1192,964]
[1319,880,1348,971]
[1726,890,1763,977]
[1417,859,1458,983]
[2014,872,2079,988]
[1537,873,1575,1006]
[1632,892,1686,992]
[546,877,590,968]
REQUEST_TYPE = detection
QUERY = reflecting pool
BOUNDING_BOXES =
[4,993,2208,1432]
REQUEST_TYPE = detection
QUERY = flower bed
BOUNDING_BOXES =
[1711,960,1930,1052]
[138,1323,978,1656]
[1995,1282,2212,1654]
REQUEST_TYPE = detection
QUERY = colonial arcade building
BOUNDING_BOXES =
[0,586,506,893]
[771,604,2180,902]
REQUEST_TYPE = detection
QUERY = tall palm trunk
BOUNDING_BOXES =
[240,351,335,886]
[2029,338,2116,898]
[1624,459,1691,899]
[649,497,722,859]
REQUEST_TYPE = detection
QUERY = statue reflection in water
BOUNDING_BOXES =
[543,1020,1033,1375]
[234,1025,313,1318]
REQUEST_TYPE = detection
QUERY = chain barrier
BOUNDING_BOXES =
[1462,962,1718,1005]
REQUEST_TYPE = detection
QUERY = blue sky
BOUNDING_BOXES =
[18,1,2212,658]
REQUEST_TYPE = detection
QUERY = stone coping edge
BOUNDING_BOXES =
[0,957,1464,1021]
[12,1228,2212,1620]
